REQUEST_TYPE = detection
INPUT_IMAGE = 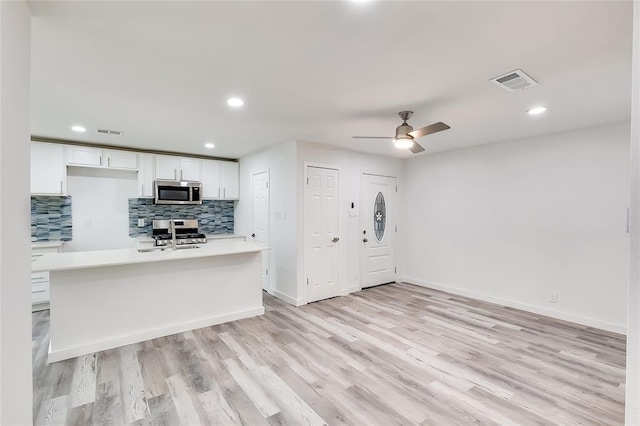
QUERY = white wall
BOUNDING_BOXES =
[296,142,404,304]
[400,122,630,333]
[65,167,138,251]
[236,141,298,303]
[626,1,640,423]
[0,1,32,423]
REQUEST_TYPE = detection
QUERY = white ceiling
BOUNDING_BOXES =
[29,1,633,160]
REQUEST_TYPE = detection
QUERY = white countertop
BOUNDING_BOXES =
[32,241,65,249]
[32,240,269,272]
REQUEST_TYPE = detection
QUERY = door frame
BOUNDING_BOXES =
[359,171,398,289]
[303,162,342,304]
[251,169,270,292]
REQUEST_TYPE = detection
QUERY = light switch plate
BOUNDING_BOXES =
[138,219,145,227]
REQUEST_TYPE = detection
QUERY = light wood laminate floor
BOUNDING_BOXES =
[33,282,626,425]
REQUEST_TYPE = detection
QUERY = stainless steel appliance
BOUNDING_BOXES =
[154,180,202,205]
[152,219,207,247]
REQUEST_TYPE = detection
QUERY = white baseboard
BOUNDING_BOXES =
[345,285,361,295]
[270,289,305,306]
[48,306,265,363]
[398,276,626,335]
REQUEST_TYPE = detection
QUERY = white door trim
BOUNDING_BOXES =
[251,169,270,292]
[304,162,342,304]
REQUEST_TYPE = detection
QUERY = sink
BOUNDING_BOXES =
[137,245,200,253]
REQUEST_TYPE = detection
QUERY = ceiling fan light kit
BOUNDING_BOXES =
[352,111,451,154]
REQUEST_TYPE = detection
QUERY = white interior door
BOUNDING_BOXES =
[306,166,340,303]
[360,174,397,288]
[252,171,270,291]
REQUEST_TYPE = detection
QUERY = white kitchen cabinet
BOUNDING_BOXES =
[154,154,201,181]
[103,149,138,169]
[31,142,66,195]
[180,157,202,181]
[220,161,239,199]
[202,159,222,198]
[31,243,63,311]
[137,154,154,197]
[66,146,137,170]
[201,160,238,199]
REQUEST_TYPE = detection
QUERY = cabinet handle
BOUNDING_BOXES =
[218,188,221,198]
[223,188,226,198]
[33,290,46,294]
[180,169,183,181]
[141,183,144,195]
[174,169,177,180]
[60,180,63,194]
[100,156,103,166]
[32,254,44,258]
[107,157,111,167]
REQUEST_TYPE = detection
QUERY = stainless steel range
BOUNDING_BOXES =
[152,219,207,247]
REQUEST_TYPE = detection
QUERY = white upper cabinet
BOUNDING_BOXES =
[201,160,238,200]
[179,157,202,181]
[66,146,102,167]
[202,160,222,198]
[66,146,137,170]
[104,149,138,169]
[154,154,201,181]
[154,155,180,180]
[220,161,239,199]
[137,154,154,197]
[31,142,66,195]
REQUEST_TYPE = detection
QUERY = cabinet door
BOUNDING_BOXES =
[201,160,222,198]
[105,149,137,170]
[31,143,66,195]
[137,154,154,197]
[180,158,202,181]
[220,162,239,199]
[154,155,180,180]
[66,146,103,166]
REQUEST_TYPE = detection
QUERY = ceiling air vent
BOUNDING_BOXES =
[97,129,123,136]
[490,69,538,92]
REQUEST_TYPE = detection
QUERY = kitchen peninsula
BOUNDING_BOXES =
[32,240,268,362]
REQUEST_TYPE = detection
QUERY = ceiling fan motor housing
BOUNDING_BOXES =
[396,123,414,138]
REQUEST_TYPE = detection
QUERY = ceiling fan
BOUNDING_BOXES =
[353,111,450,153]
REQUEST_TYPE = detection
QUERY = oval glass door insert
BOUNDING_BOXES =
[374,192,386,241]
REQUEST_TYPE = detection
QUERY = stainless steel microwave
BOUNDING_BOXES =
[154,180,202,205]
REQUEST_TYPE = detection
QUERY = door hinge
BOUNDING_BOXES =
[395,185,398,193]
[266,182,269,188]
[266,269,269,275]
[306,278,309,285]
[395,225,397,233]
[395,267,397,274]
[306,177,309,185]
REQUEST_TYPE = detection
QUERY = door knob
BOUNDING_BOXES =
[363,238,368,243]
[251,233,256,238]
[332,237,340,243]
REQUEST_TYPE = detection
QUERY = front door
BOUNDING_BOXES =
[360,174,397,288]
[306,166,340,303]
[252,171,270,291]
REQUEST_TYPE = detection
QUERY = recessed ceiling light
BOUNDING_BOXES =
[227,97,244,107]
[71,125,86,132]
[204,143,215,149]
[527,107,547,115]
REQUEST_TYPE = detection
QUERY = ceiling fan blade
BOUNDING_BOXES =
[352,136,395,139]
[408,141,425,154]
[408,122,450,139]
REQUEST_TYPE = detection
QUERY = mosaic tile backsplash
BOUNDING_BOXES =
[128,199,234,237]
[31,196,73,242]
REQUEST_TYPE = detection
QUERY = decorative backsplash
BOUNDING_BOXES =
[128,199,234,237]
[31,196,73,242]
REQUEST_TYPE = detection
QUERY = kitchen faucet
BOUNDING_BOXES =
[170,219,177,251]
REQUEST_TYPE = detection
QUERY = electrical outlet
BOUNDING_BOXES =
[138,219,145,227]
[550,292,558,303]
